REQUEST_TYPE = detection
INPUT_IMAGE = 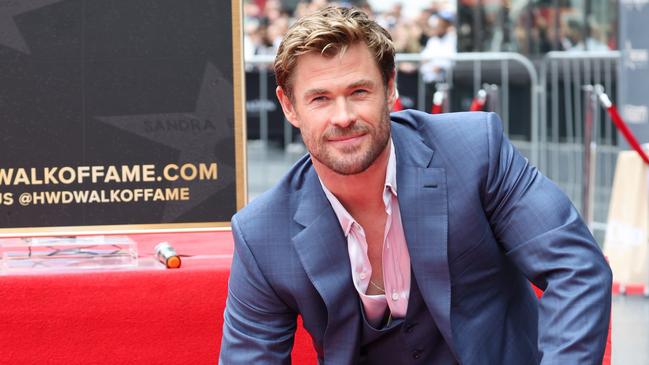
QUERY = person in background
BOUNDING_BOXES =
[420,11,457,83]
[391,18,423,74]
[221,5,611,364]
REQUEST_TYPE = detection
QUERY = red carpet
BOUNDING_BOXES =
[0,231,316,364]
[1,231,608,364]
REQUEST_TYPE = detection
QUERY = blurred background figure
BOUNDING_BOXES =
[420,10,457,83]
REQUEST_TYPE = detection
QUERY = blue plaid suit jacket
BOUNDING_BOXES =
[220,111,611,364]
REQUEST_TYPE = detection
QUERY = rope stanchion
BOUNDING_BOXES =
[469,89,487,112]
[485,84,500,115]
[431,90,444,114]
[393,96,404,112]
[595,86,649,164]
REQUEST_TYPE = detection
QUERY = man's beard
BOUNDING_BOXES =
[306,106,391,176]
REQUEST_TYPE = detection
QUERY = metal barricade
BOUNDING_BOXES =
[539,51,621,237]
[245,51,623,239]
[245,53,539,162]
[245,54,296,148]
[396,52,539,164]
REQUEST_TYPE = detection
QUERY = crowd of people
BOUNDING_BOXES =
[243,0,615,74]
[243,0,458,80]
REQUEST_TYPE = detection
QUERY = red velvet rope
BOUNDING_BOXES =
[605,104,649,164]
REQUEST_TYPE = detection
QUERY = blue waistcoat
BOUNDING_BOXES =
[359,273,458,364]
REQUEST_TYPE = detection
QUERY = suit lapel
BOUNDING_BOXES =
[393,125,457,356]
[290,123,455,361]
[292,169,361,363]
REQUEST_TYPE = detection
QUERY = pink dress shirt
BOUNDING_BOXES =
[320,140,411,327]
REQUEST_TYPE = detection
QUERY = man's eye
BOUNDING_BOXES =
[353,89,368,96]
[311,96,327,103]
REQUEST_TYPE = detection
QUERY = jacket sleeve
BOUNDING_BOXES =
[219,214,297,364]
[480,112,612,364]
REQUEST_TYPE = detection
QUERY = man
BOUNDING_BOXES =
[220,6,611,364]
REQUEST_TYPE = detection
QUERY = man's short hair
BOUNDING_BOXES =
[274,5,395,99]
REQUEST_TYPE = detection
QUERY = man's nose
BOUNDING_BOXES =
[330,97,355,128]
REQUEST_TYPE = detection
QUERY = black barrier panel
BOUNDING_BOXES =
[0,0,245,234]
[245,69,297,145]
[246,66,300,147]
[395,71,420,110]
[245,69,263,140]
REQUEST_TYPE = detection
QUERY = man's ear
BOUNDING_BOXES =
[276,86,300,128]
[386,70,397,109]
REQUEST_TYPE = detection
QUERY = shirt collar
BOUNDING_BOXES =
[385,138,397,196]
[319,139,397,237]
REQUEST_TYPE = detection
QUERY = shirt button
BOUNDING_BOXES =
[412,349,423,359]
[391,292,399,301]
[359,272,367,280]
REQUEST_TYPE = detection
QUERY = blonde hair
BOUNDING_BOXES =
[274,6,395,98]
